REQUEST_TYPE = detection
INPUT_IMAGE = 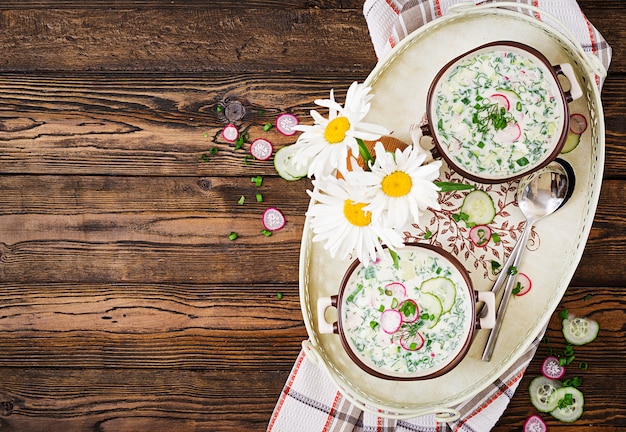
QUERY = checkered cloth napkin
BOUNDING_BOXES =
[268,2,611,431]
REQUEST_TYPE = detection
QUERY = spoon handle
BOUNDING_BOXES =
[477,224,527,318]
[482,219,534,361]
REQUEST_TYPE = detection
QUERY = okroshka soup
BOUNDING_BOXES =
[426,41,579,183]
[318,244,495,381]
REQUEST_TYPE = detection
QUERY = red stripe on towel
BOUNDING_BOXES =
[267,350,306,432]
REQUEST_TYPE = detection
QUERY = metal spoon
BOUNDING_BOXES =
[482,160,571,362]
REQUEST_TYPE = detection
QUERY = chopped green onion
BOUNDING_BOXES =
[244,155,252,165]
[256,193,263,202]
[263,122,273,132]
[583,294,593,301]
[237,195,245,205]
[261,229,272,237]
[558,309,569,320]
[251,176,263,186]
[579,361,589,370]
[276,292,283,300]
[507,265,518,276]
[512,282,522,295]
[200,154,210,162]
[491,260,502,273]
[258,109,265,116]
[491,232,501,243]
[203,132,209,138]
[228,232,239,241]
[423,229,433,240]
[216,105,224,113]
[389,249,400,269]
[370,321,379,330]
[563,376,582,387]
[434,182,476,192]
[210,147,219,154]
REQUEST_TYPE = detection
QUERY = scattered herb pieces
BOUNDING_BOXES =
[228,232,239,241]
[261,229,272,237]
[491,232,501,243]
[423,229,433,240]
[251,176,263,186]
[216,105,224,113]
[276,292,283,300]
[507,265,518,276]
[256,193,263,203]
[263,122,273,132]
[237,195,245,205]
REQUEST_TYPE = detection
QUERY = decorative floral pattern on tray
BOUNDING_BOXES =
[403,170,541,281]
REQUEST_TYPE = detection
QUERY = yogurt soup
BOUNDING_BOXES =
[433,48,563,180]
[342,247,471,377]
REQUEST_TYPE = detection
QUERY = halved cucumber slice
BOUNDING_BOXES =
[273,145,308,181]
[461,190,496,225]
[529,376,562,413]
[551,386,584,423]
[420,277,456,313]
[562,316,599,345]
[561,132,581,154]
[419,292,443,329]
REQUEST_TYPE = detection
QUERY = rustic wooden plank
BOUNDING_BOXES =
[0,9,377,73]
[0,0,362,8]
[0,368,288,432]
[0,283,306,368]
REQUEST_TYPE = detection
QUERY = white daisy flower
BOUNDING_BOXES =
[349,141,443,228]
[306,172,404,265]
[290,81,389,178]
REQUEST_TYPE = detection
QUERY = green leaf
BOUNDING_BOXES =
[434,182,476,192]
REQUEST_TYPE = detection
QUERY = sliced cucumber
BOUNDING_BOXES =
[562,316,599,345]
[420,277,456,313]
[550,386,584,423]
[529,376,562,413]
[273,145,308,181]
[418,292,443,329]
[561,132,581,154]
[461,190,496,225]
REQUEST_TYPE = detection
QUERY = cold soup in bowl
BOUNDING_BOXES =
[423,41,581,183]
[317,244,495,380]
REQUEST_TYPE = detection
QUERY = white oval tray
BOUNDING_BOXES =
[299,3,605,419]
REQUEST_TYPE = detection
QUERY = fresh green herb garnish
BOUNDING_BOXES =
[507,265,518,276]
[559,309,569,320]
[251,176,263,186]
[261,229,272,237]
[434,182,476,192]
[256,193,263,202]
[263,122,273,132]
[512,281,522,295]
[216,105,224,113]
[276,292,283,300]
[200,154,210,162]
[238,195,245,205]
[473,102,515,133]
[423,230,433,240]
[370,321,379,330]
[491,232,501,243]
[228,232,239,241]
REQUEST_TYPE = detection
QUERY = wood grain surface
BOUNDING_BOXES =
[0,1,623,431]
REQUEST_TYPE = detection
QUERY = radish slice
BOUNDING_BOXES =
[221,124,239,142]
[250,138,274,161]
[398,299,419,323]
[400,331,425,351]
[469,225,491,247]
[570,113,588,135]
[514,272,532,296]
[496,122,522,142]
[380,309,403,334]
[542,355,566,380]
[490,93,511,111]
[262,207,286,231]
[384,282,407,299]
[276,113,299,136]
[523,414,547,432]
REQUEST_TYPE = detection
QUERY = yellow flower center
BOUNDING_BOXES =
[324,116,351,144]
[343,200,371,227]
[381,171,412,197]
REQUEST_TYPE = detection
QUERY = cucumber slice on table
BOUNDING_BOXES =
[273,145,308,181]
[550,387,584,423]
[529,376,562,413]
[562,316,599,345]
[461,190,496,225]
[420,277,456,313]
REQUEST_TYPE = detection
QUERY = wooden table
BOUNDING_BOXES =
[0,1,622,431]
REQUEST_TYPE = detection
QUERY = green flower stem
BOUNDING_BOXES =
[356,138,374,168]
